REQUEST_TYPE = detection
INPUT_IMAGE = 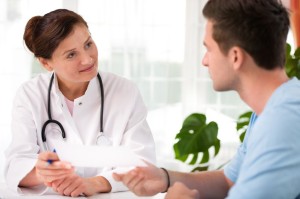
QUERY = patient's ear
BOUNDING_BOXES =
[229,46,244,71]
[38,57,53,71]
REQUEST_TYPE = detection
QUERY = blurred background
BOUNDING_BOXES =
[0,0,296,182]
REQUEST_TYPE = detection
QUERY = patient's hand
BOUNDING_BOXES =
[166,182,199,199]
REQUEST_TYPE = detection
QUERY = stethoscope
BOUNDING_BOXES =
[41,72,111,151]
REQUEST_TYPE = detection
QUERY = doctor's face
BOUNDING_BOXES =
[41,23,98,85]
[202,21,235,91]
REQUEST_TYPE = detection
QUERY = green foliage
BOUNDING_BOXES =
[236,111,252,142]
[173,113,220,171]
[285,43,300,79]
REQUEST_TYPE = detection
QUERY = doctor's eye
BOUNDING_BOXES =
[85,41,93,49]
[67,52,76,59]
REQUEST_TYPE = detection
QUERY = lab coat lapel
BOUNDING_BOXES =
[51,74,83,145]
[72,75,101,145]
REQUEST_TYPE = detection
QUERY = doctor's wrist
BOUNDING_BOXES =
[94,176,112,193]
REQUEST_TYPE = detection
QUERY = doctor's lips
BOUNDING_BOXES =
[79,64,95,72]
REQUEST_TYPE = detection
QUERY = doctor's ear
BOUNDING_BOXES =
[38,57,53,71]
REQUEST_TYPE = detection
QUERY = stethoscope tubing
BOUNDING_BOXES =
[41,74,66,143]
[41,72,104,148]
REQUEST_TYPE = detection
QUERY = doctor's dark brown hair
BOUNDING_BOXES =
[23,9,88,59]
[203,0,290,70]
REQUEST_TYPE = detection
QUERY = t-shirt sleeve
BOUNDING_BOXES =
[224,113,256,183]
[224,144,246,183]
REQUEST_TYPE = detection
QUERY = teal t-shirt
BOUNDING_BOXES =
[224,78,300,199]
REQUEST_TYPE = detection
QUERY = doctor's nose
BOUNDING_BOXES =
[81,53,93,65]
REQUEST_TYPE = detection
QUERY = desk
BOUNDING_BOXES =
[0,183,165,199]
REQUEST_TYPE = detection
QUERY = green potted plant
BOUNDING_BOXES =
[174,43,300,171]
[173,113,220,171]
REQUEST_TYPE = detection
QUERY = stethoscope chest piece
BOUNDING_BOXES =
[96,131,112,146]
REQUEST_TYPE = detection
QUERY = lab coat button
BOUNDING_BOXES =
[79,102,82,105]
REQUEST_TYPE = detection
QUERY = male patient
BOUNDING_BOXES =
[113,0,300,198]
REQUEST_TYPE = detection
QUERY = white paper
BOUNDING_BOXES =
[53,141,146,168]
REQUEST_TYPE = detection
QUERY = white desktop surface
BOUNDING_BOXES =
[0,183,165,199]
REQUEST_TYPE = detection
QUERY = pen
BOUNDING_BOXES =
[46,159,53,165]
[46,149,56,166]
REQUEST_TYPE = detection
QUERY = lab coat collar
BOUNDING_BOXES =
[51,72,101,105]
[78,74,101,105]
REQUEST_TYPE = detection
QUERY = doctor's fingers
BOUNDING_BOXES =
[51,178,64,190]
[62,179,83,197]
[39,173,72,183]
[37,167,74,176]
[55,175,83,196]
[38,151,60,161]
[36,159,73,170]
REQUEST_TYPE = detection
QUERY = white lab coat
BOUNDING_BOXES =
[4,72,156,195]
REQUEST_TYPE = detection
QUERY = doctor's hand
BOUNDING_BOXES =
[35,151,74,187]
[19,152,73,188]
[165,182,199,199]
[112,162,169,196]
[51,174,112,197]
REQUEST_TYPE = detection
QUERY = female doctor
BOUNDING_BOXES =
[4,9,156,197]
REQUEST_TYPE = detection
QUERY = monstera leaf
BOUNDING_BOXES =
[236,111,252,142]
[285,43,300,79]
[173,113,220,171]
